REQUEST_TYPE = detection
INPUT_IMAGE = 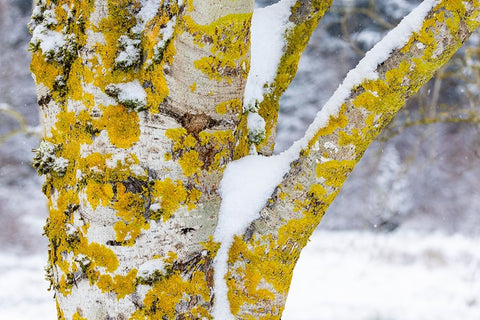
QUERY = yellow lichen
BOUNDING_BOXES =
[79,240,119,273]
[152,178,188,221]
[165,128,188,152]
[113,183,149,245]
[309,104,348,145]
[178,150,203,177]
[201,236,221,256]
[189,82,197,92]
[96,269,138,299]
[226,234,296,318]
[131,271,211,319]
[194,56,237,83]
[308,184,326,198]
[198,130,235,171]
[316,160,356,188]
[182,13,252,82]
[85,180,114,210]
[215,99,242,116]
[293,183,303,191]
[72,311,87,320]
[95,105,140,149]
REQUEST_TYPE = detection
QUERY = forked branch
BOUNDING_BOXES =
[225,1,480,317]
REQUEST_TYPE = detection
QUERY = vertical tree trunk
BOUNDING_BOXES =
[31,0,253,318]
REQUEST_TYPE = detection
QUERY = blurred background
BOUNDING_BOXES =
[0,0,479,319]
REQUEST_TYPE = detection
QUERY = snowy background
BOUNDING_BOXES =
[0,0,479,319]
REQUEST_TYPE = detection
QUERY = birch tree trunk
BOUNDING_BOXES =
[30,0,480,319]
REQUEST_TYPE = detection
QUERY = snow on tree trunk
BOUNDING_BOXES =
[30,0,253,318]
[29,0,480,319]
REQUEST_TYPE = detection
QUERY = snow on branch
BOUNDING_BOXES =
[217,0,480,315]
[244,0,333,154]
[243,0,296,109]
[294,0,438,152]
[256,0,480,236]
[221,0,442,247]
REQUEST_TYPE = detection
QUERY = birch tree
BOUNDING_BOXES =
[29,0,480,319]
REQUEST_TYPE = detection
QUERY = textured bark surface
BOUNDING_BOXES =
[31,0,253,318]
[245,0,333,155]
[226,1,480,318]
[30,0,480,319]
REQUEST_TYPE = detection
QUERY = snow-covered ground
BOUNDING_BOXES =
[284,231,480,320]
[1,230,478,320]
[0,252,55,320]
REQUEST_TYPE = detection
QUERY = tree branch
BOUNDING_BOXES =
[259,0,480,240]
[0,104,41,145]
[226,0,480,317]
[238,0,333,156]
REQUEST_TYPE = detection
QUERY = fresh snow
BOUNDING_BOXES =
[246,112,266,143]
[215,154,294,242]
[30,25,65,57]
[138,259,166,277]
[152,18,176,58]
[212,154,293,319]
[2,231,479,320]
[51,156,69,175]
[131,0,177,63]
[33,140,68,175]
[0,253,56,320]
[159,19,175,46]
[2,0,478,317]
[39,9,57,27]
[131,0,162,34]
[115,36,141,68]
[282,231,480,320]
[109,80,147,109]
[243,0,296,109]
[298,0,438,151]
